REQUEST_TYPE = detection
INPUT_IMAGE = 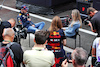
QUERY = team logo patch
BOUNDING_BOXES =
[50,31,59,35]
[19,13,22,16]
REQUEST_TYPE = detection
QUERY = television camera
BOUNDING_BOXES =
[60,15,72,27]
[83,16,91,25]
[13,24,27,44]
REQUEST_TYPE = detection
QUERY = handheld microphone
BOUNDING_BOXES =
[26,12,30,18]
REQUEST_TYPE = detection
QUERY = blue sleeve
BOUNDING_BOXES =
[62,30,66,39]
[17,14,21,23]
[25,21,31,24]
[25,21,35,25]
[29,21,35,25]
[17,13,23,21]
[64,24,80,34]
[17,14,23,24]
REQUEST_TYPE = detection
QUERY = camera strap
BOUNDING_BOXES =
[3,40,11,43]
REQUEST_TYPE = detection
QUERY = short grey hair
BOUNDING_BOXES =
[72,47,88,66]
[3,28,15,37]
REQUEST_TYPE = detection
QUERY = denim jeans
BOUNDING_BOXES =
[27,22,45,33]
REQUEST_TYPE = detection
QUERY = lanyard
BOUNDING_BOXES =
[3,40,11,43]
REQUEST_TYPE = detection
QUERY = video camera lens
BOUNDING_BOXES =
[83,15,91,25]
[20,28,27,39]
[16,24,23,30]
[60,16,72,27]
[13,24,27,44]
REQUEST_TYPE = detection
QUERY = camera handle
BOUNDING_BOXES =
[16,28,21,45]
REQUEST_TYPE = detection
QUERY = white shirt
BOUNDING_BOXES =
[93,37,100,62]
[23,47,55,67]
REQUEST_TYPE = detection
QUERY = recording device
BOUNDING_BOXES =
[60,15,72,27]
[13,24,27,44]
[83,19,90,25]
[26,12,30,18]
[83,16,91,25]
[66,52,72,63]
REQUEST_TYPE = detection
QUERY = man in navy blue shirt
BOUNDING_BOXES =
[17,5,45,33]
[0,18,16,42]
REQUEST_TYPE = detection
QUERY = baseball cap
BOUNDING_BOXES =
[21,5,29,11]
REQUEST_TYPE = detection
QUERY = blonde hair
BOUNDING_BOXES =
[49,16,63,33]
[71,9,82,28]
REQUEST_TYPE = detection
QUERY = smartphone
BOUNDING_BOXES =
[66,52,72,63]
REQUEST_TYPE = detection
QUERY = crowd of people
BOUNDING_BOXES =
[0,4,100,67]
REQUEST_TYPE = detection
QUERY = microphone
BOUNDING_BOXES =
[26,12,30,18]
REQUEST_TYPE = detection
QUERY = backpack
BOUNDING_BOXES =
[0,42,17,67]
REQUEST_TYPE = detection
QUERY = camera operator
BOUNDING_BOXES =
[0,18,16,42]
[87,7,100,37]
[61,47,88,67]
[87,7,100,67]
[17,5,45,34]
[13,24,27,44]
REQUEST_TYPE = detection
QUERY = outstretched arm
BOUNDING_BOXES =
[88,22,96,33]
